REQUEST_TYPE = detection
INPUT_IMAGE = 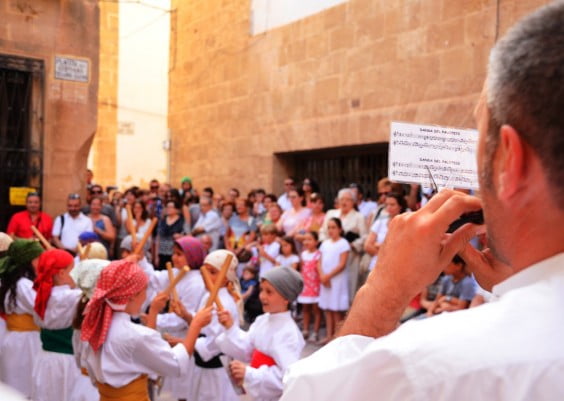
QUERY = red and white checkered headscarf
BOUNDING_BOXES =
[81,259,148,352]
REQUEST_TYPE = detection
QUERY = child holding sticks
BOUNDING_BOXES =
[217,266,305,401]
[150,236,208,401]
[81,258,213,401]
[186,249,242,401]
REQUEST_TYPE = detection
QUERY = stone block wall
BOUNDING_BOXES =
[90,1,119,190]
[0,0,100,215]
[168,0,550,195]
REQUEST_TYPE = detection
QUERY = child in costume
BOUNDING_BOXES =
[81,258,212,401]
[150,236,207,401]
[31,249,83,401]
[187,249,241,401]
[0,232,14,348]
[70,258,110,401]
[217,266,305,401]
[0,239,44,397]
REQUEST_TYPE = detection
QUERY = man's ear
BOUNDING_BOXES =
[496,124,527,202]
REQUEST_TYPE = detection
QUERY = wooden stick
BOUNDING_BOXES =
[83,243,92,260]
[205,254,233,309]
[133,217,157,256]
[166,262,180,303]
[30,226,53,250]
[164,266,190,295]
[125,204,137,248]
[77,242,85,258]
[201,267,224,311]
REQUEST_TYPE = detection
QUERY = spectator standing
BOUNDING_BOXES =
[192,196,222,251]
[276,189,311,240]
[51,194,93,255]
[298,231,322,342]
[155,201,184,270]
[277,177,295,212]
[88,197,116,255]
[302,178,320,208]
[6,192,53,241]
[320,188,367,301]
[364,192,407,272]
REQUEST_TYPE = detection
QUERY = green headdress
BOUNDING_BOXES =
[0,239,44,276]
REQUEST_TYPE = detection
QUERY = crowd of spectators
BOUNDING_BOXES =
[4,173,487,344]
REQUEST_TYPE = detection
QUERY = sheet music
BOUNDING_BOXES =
[389,121,479,190]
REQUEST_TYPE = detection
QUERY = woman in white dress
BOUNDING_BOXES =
[364,192,408,271]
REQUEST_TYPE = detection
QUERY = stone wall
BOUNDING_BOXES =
[0,0,100,215]
[168,0,550,195]
[90,1,119,190]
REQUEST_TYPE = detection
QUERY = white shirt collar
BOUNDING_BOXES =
[493,252,564,297]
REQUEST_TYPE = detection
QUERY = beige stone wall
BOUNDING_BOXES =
[168,0,550,195]
[0,0,100,215]
[91,1,119,190]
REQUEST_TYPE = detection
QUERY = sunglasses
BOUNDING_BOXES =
[68,193,81,200]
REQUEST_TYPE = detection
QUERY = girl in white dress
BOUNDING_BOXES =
[318,217,350,344]
[0,239,44,398]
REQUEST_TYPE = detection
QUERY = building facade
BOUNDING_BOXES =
[168,0,550,197]
[0,0,100,228]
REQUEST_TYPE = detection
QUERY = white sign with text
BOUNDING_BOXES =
[389,121,479,190]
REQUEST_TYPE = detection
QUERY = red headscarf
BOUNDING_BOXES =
[81,259,148,352]
[33,249,74,320]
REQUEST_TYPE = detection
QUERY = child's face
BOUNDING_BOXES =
[303,234,317,250]
[444,261,464,276]
[121,249,131,259]
[242,269,254,281]
[262,232,275,243]
[280,241,292,255]
[327,221,341,239]
[125,286,147,317]
[259,280,288,314]
[54,262,75,287]
[204,264,226,287]
[171,245,187,268]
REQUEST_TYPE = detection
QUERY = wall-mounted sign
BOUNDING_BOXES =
[55,56,89,83]
[9,187,37,206]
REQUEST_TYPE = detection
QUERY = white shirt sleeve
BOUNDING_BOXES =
[132,329,190,378]
[216,323,254,362]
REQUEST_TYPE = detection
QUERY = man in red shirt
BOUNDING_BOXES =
[6,192,53,240]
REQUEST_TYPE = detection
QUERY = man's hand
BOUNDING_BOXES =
[339,190,484,339]
[459,245,513,291]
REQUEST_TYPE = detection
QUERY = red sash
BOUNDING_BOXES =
[250,349,276,368]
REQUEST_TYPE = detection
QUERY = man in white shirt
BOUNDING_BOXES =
[277,177,295,212]
[282,3,564,400]
[191,196,222,251]
[51,193,93,254]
